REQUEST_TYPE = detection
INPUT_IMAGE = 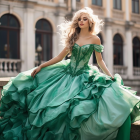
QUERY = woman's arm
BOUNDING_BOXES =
[31,46,69,78]
[39,46,69,69]
[95,51,114,79]
[93,37,114,79]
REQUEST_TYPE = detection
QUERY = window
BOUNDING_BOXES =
[92,0,102,6]
[113,0,122,10]
[93,33,103,64]
[133,37,140,67]
[0,14,20,59]
[132,0,139,14]
[113,34,123,65]
[35,19,53,61]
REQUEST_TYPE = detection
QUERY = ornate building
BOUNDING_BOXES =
[0,0,140,94]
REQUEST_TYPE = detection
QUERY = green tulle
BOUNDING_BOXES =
[0,43,140,140]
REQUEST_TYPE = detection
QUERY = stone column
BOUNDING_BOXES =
[104,0,113,74]
[20,27,26,72]
[23,8,35,70]
[125,0,129,21]
[84,0,88,7]
[104,18,113,74]
[125,0,133,78]
[72,0,76,11]
[125,21,134,78]
[106,0,111,17]
[67,0,71,12]
[55,13,66,56]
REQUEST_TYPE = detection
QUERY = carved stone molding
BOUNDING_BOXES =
[90,5,105,19]
[125,21,134,31]
[131,13,140,25]
[132,31,140,39]
[104,17,114,27]
[112,9,124,21]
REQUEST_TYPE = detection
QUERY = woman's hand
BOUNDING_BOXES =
[111,76,114,80]
[31,66,41,78]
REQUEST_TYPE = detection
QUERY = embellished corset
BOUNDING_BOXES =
[65,43,104,76]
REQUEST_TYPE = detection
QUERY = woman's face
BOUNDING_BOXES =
[78,13,89,29]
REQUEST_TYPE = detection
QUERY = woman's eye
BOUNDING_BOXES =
[78,18,87,21]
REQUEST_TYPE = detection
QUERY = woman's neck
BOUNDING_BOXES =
[79,28,92,37]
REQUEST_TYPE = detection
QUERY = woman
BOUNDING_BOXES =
[0,7,140,140]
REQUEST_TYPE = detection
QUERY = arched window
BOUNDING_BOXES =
[133,37,140,67]
[132,0,139,14]
[113,0,122,10]
[113,34,123,65]
[35,19,52,61]
[93,33,103,64]
[0,14,20,59]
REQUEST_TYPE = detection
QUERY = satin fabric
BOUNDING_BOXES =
[0,43,140,140]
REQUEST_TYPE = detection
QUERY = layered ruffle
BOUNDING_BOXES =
[0,59,140,140]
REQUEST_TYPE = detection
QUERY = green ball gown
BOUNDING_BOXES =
[0,43,140,140]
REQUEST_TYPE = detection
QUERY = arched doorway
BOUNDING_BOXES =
[0,14,21,73]
[35,19,53,62]
[0,14,20,59]
[133,37,140,67]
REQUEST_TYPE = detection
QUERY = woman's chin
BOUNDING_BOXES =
[79,26,86,29]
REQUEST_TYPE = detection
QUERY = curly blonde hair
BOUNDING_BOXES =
[57,7,104,57]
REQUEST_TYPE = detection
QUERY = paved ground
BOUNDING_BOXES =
[131,121,140,140]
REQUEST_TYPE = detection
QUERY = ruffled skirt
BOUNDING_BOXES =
[0,59,140,140]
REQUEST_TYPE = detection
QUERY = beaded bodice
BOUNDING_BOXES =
[65,43,104,76]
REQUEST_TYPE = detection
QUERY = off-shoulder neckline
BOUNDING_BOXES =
[74,43,102,47]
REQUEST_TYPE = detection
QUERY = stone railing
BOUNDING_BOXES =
[113,65,127,75]
[0,59,22,77]
[133,67,140,76]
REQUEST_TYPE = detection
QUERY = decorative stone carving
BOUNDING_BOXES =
[125,21,134,31]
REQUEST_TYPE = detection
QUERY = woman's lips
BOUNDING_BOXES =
[80,24,84,26]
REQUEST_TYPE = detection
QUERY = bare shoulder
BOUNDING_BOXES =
[91,35,101,45]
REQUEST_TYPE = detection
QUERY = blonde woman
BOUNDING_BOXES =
[0,7,140,140]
